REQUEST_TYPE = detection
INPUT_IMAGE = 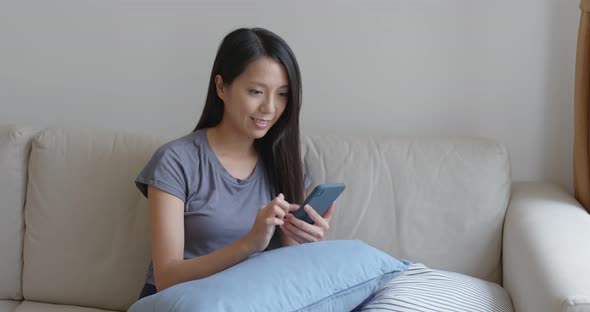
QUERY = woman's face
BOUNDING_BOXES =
[216,56,289,140]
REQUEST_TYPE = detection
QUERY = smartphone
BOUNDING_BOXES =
[293,183,346,224]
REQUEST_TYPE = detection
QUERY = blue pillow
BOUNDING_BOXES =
[129,240,409,312]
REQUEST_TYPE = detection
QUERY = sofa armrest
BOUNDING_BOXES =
[503,182,590,312]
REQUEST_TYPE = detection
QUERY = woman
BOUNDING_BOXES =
[135,27,334,299]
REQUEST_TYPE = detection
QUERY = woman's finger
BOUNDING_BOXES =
[284,221,317,243]
[273,193,291,215]
[273,205,286,219]
[304,205,329,229]
[288,203,300,213]
[323,202,335,221]
[286,214,323,241]
[280,223,305,244]
[322,202,336,227]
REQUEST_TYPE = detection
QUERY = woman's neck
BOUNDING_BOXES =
[206,122,256,159]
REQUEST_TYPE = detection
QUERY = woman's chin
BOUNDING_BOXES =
[251,129,270,139]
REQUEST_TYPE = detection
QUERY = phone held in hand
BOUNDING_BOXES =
[293,183,346,224]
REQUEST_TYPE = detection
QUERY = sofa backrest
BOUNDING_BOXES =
[21,128,171,311]
[0,126,511,311]
[0,126,40,300]
[301,134,511,284]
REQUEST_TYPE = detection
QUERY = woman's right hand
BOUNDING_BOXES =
[245,193,295,253]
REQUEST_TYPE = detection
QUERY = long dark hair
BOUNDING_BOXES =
[193,28,304,203]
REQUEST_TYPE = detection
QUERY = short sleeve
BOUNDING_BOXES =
[135,145,187,202]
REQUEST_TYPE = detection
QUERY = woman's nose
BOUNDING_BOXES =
[260,96,275,113]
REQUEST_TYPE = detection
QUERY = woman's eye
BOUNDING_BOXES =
[249,89,263,95]
[279,92,289,97]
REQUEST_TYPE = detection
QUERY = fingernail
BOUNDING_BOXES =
[278,193,284,199]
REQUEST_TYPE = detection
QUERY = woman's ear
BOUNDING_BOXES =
[215,74,226,101]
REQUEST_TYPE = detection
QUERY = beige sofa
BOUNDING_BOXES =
[1,125,589,312]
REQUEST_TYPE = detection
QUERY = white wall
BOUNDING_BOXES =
[0,0,580,191]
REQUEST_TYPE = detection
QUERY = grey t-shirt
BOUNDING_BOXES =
[135,129,310,286]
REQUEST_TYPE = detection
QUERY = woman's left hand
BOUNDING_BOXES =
[279,202,334,245]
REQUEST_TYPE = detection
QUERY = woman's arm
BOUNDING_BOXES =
[149,185,293,291]
[148,185,256,291]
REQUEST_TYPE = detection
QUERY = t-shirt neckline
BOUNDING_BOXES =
[197,128,261,185]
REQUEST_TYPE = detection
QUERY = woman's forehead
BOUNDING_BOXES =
[238,57,289,88]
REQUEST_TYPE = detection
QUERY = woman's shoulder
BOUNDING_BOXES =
[152,129,206,161]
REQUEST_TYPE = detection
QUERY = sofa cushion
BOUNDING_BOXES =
[22,128,171,311]
[0,126,41,300]
[358,263,513,311]
[14,301,118,312]
[0,300,21,312]
[301,135,511,284]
